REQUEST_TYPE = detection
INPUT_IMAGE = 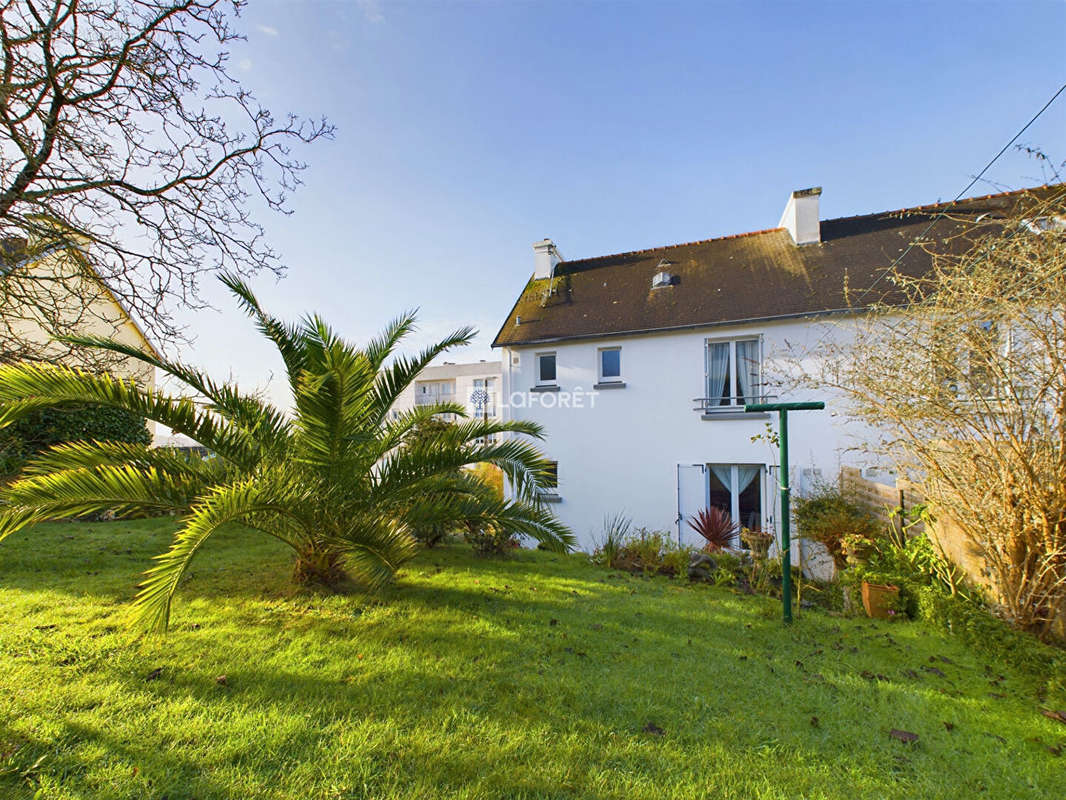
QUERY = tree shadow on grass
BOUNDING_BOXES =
[4,599,1062,799]
[33,655,1049,800]
[4,531,1064,797]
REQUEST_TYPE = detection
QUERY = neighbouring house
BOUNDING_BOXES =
[151,432,211,457]
[1,225,159,433]
[492,185,1060,555]
[392,359,503,428]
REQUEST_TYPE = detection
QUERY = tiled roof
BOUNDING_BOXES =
[492,185,1066,347]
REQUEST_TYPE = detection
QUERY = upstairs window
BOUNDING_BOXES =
[968,320,999,398]
[932,320,1007,400]
[1022,216,1066,234]
[598,347,621,383]
[536,352,557,385]
[705,337,761,409]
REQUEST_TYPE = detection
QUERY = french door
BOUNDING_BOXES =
[708,464,763,540]
[677,463,764,547]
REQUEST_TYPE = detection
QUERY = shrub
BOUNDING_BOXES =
[838,532,1063,694]
[592,513,633,569]
[468,462,504,500]
[913,587,1063,683]
[792,483,881,568]
[412,523,451,548]
[618,528,672,574]
[592,518,697,578]
[687,506,739,551]
[0,405,150,478]
[710,550,744,588]
[660,544,698,579]
[464,524,517,556]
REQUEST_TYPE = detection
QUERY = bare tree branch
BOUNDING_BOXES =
[795,187,1066,636]
[0,0,333,367]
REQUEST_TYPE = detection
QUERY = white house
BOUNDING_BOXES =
[392,359,503,425]
[492,185,1054,554]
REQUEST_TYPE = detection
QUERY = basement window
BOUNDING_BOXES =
[538,460,561,502]
[542,461,558,488]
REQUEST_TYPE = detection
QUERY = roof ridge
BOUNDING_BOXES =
[556,183,1062,270]
[560,226,784,269]
[822,183,1062,225]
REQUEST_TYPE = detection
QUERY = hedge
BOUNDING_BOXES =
[0,405,151,477]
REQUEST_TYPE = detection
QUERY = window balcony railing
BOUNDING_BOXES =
[415,392,456,407]
[693,394,774,413]
[416,390,499,418]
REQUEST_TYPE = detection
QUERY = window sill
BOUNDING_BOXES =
[700,411,769,421]
[593,381,626,390]
[530,385,560,393]
[537,492,563,503]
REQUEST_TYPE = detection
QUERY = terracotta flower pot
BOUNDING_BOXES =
[861,581,900,619]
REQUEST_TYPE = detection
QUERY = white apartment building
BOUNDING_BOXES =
[393,360,503,424]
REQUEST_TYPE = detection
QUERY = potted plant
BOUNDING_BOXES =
[860,576,900,619]
[740,527,773,559]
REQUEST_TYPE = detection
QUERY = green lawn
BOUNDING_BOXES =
[0,520,1063,799]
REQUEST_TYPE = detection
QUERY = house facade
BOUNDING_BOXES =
[1,231,158,389]
[493,186,1052,553]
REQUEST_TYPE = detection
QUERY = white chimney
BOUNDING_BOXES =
[532,238,562,279]
[778,187,822,245]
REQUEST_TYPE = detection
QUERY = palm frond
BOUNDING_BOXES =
[57,334,292,454]
[132,479,312,633]
[0,362,260,469]
[395,485,574,553]
[22,440,232,482]
[372,402,468,458]
[291,348,377,469]
[220,273,308,384]
[0,464,208,529]
[320,514,420,589]
[375,431,552,505]
[362,311,418,371]
[368,326,476,423]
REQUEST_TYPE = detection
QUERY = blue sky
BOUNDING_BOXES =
[174,0,1066,407]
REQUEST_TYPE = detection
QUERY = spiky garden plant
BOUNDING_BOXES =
[687,506,740,552]
[0,276,573,632]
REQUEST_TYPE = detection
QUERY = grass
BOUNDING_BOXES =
[0,519,1064,799]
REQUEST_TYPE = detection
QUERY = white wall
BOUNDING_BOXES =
[500,317,875,552]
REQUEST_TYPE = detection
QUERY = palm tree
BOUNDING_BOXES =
[0,276,573,631]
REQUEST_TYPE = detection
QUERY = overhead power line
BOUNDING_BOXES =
[854,81,1066,304]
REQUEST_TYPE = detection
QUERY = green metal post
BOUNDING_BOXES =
[743,400,825,625]
[779,408,791,624]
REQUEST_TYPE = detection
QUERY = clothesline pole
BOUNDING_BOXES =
[744,400,826,624]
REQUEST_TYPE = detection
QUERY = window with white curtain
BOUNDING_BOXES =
[704,337,761,408]
[707,464,763,544]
